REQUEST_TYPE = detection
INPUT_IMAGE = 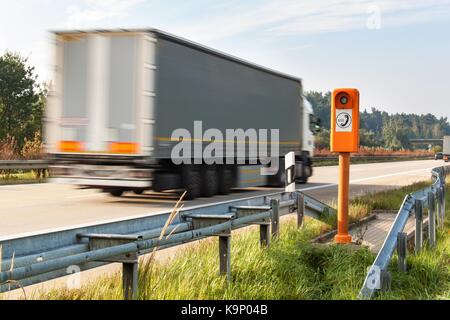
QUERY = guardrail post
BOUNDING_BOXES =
[219,236,231,282]
[297,193,305,228]
[380,270,391,293]
[271,199,280,239]
[437,187,444,229]
[441,184,446,222]
[260,224,270,248]
[436,188,441,228]
[414,199,423,254]
[79,234,141,300]
[428,192,436,247]
[397,232,407,272]
[123,262,138,300]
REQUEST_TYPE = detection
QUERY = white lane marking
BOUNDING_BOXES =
[349,167,435,184]
[298,166,436,192]
[299,183,337,192]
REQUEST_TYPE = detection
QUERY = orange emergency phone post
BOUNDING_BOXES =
[330,88,360,244]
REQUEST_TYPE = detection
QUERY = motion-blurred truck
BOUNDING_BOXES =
[443,136,450,162]
[45,29,320,199]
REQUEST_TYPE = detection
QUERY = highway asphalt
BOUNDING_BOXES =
[0,159,441,239]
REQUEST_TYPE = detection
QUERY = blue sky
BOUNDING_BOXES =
[1,0,449,118]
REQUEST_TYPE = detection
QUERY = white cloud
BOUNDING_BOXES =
[171,0,450,41]
[66,0,147,29]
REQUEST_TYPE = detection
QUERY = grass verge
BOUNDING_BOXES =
[34,180,449,300]
[0,171,47,186]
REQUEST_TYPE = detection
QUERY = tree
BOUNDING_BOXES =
[23,82,48,144]
[305,91,332,130]
[0,51,42,150]
[359,129,380,148]
[432,145,443,153]
[382,119,411,150]
[315,129,330,149]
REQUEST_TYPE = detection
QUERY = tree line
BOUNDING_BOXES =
[306,91,450,150]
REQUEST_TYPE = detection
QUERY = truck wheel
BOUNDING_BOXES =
[182,165,202,200]
[153,172,182,192]
[109,189,124,197]
[201,165,219,197]
[296,162,311,184]
[218,166,234,195]
[133,189,145,195]
[297,176,308,184]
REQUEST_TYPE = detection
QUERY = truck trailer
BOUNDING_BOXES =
[46,29,318,199]
[443,136,450,162]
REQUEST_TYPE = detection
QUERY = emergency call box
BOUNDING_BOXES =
[330,88,360,153]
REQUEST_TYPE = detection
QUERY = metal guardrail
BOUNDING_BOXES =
[358,165,449,299]
[0,189,335,299]
[0,160,49,170]
[313,154,434,162]
[409,139,443,144]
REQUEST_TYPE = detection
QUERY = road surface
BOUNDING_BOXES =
[0,159,440,239]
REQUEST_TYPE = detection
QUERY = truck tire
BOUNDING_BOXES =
[153,172,182,192]
[297,176,308,184]
[109,189,124,197]
[201,165,219,197]
[296,155,313,184]
[296,162,311,184]
[133,189,145,195]
[182,165,202,200]
[218,165,234,195]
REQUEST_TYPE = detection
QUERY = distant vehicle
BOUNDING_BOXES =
[443,136,450,162]
[45,29,320,199]
[435,152,443,160]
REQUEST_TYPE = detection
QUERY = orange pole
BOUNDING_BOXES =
[335,152,352,244]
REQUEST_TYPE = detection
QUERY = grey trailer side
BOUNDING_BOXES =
[151,31,304,162]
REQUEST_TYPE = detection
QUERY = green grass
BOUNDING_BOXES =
[34,180,450,300]
[351,181,431,214]
[378,231,450,300]
[0,171,47,185]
